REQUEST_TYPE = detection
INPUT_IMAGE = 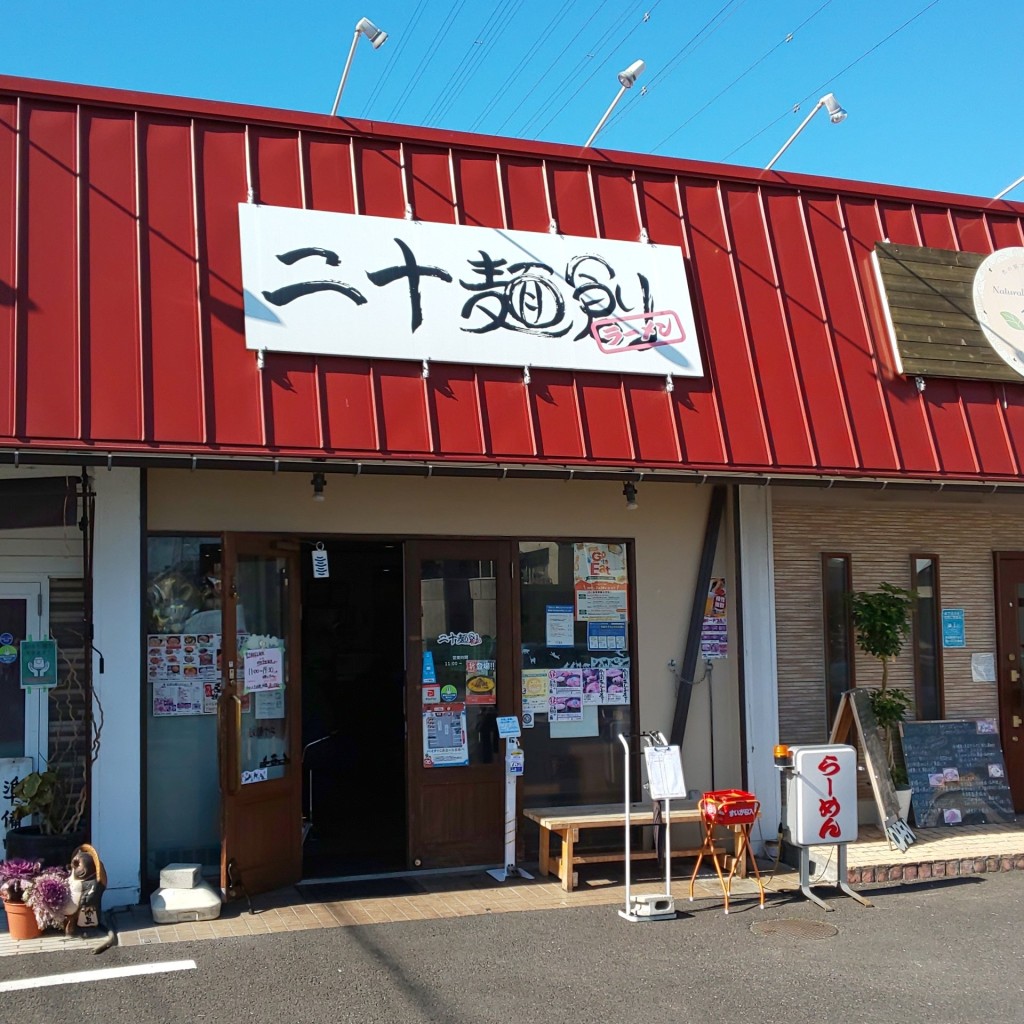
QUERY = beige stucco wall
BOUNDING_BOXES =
[146,469,742,792]
[771,487,1021,746]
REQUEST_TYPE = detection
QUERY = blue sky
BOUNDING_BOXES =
[5,1,1022,200]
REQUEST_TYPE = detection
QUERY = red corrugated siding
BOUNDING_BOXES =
[3,75,1024,485]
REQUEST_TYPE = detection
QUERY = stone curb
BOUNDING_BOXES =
[847,853,1024,883]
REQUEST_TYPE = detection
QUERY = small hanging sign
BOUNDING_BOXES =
[20,638,58,690]
[311,542,330,579]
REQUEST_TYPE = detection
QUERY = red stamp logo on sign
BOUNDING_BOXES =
[591,310,686,354]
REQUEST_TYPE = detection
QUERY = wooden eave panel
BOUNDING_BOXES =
[875,242,1019,383]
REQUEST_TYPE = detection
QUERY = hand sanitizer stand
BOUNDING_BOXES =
[617,733,685,922]
[487,716,533,882]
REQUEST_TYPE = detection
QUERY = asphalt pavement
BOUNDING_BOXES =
[0,872,1021,1024]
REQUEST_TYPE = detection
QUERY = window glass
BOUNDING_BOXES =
[823,555,853,725]
[145,536,222,880]
[911,555,943,720]
[518,541,633,810]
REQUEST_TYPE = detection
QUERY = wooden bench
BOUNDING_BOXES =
[524,802,721,893]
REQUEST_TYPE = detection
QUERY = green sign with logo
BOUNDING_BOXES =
[20,639,58,689]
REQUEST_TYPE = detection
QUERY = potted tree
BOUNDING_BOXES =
[847,582,916,818]
[5,652,102,869]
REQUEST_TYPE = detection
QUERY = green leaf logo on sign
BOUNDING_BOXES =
[20,639,58,690]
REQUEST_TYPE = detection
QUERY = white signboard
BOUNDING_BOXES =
[790,744,858,846]
[643,745,687,800]
[239,204,703,378]
[243,646,283,693]
[1,757,32,855]
[973,247,1024,378]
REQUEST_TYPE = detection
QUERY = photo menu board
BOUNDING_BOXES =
[900,720,1016,827]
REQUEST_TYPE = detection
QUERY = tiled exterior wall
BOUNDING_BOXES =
[772,497,1013,745]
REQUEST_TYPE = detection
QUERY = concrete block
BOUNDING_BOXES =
[159,863,202,889]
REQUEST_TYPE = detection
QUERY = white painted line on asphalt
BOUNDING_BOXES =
[0,959,197,992]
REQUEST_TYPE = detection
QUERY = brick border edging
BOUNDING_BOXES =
[848,854,1024,883]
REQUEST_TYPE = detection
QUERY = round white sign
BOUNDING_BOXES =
[973,247,1024,378]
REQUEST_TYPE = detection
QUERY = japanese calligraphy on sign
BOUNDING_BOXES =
[239,205,703,378]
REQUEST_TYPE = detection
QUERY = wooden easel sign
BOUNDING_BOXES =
[830,689,916,851]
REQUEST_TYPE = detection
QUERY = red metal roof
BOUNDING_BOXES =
[3,74,1024,483]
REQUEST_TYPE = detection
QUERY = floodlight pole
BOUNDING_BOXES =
[765,93,846,171]
[585,85,629,148]
[995,174,1024,200]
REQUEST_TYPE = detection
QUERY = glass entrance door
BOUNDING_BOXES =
[219,535,302,895]
[995,553,1024,811]
[405,540,515,867]
[0,583,45,763]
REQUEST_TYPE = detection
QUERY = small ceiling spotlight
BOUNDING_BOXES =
[765,92,847,171]
[623,481,638,511]
[330,16,389,117]
[584,59,645,148]
[311,472,327,502]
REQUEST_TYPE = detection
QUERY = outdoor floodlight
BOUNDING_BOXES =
[330,16,389,117]
[584,59,646,148]
[623,481,638,511]
[995,173,1024,200]
[765,92,847,171]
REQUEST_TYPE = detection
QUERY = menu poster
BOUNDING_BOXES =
[573,543,627,583]
[153,682,203,717]
[699,578,728,659]
[465,659,496,705]
[423,705,469,767]
[573,543,628,623]
[522,669,550,714]
[594,658,630,705]
[147,633,221,682]
[549,668,583,721]
[581,666,603,705]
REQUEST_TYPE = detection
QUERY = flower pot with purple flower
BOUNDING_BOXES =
[1,857,75,939]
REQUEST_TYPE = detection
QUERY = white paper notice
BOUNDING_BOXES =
[644,745,687,800]
[545,605,575,647]
[243,646,283,693]
[255,689,285,719]
[971,653,996,683]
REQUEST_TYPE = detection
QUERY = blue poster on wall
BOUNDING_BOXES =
[941,608,966,648]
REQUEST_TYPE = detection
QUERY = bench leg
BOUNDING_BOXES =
[557,827,578,893]
[538,826,551,878]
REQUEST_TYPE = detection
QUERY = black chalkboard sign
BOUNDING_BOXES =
[900,720,1016,827]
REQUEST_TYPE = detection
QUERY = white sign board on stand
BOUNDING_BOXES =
[1,757,32,858]
[643,745,687,801]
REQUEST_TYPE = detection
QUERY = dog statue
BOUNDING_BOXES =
[65,844,117,953]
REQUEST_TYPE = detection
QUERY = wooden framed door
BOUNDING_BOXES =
[406,539,517,867]
[994,552,1024,811]
[219,534,302,895]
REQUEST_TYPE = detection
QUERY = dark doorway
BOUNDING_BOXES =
[300,540,406,877]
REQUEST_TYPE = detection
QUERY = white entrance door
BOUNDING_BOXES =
[0,582,48,768]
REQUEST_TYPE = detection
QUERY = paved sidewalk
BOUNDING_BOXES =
[3,820,1023,956]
